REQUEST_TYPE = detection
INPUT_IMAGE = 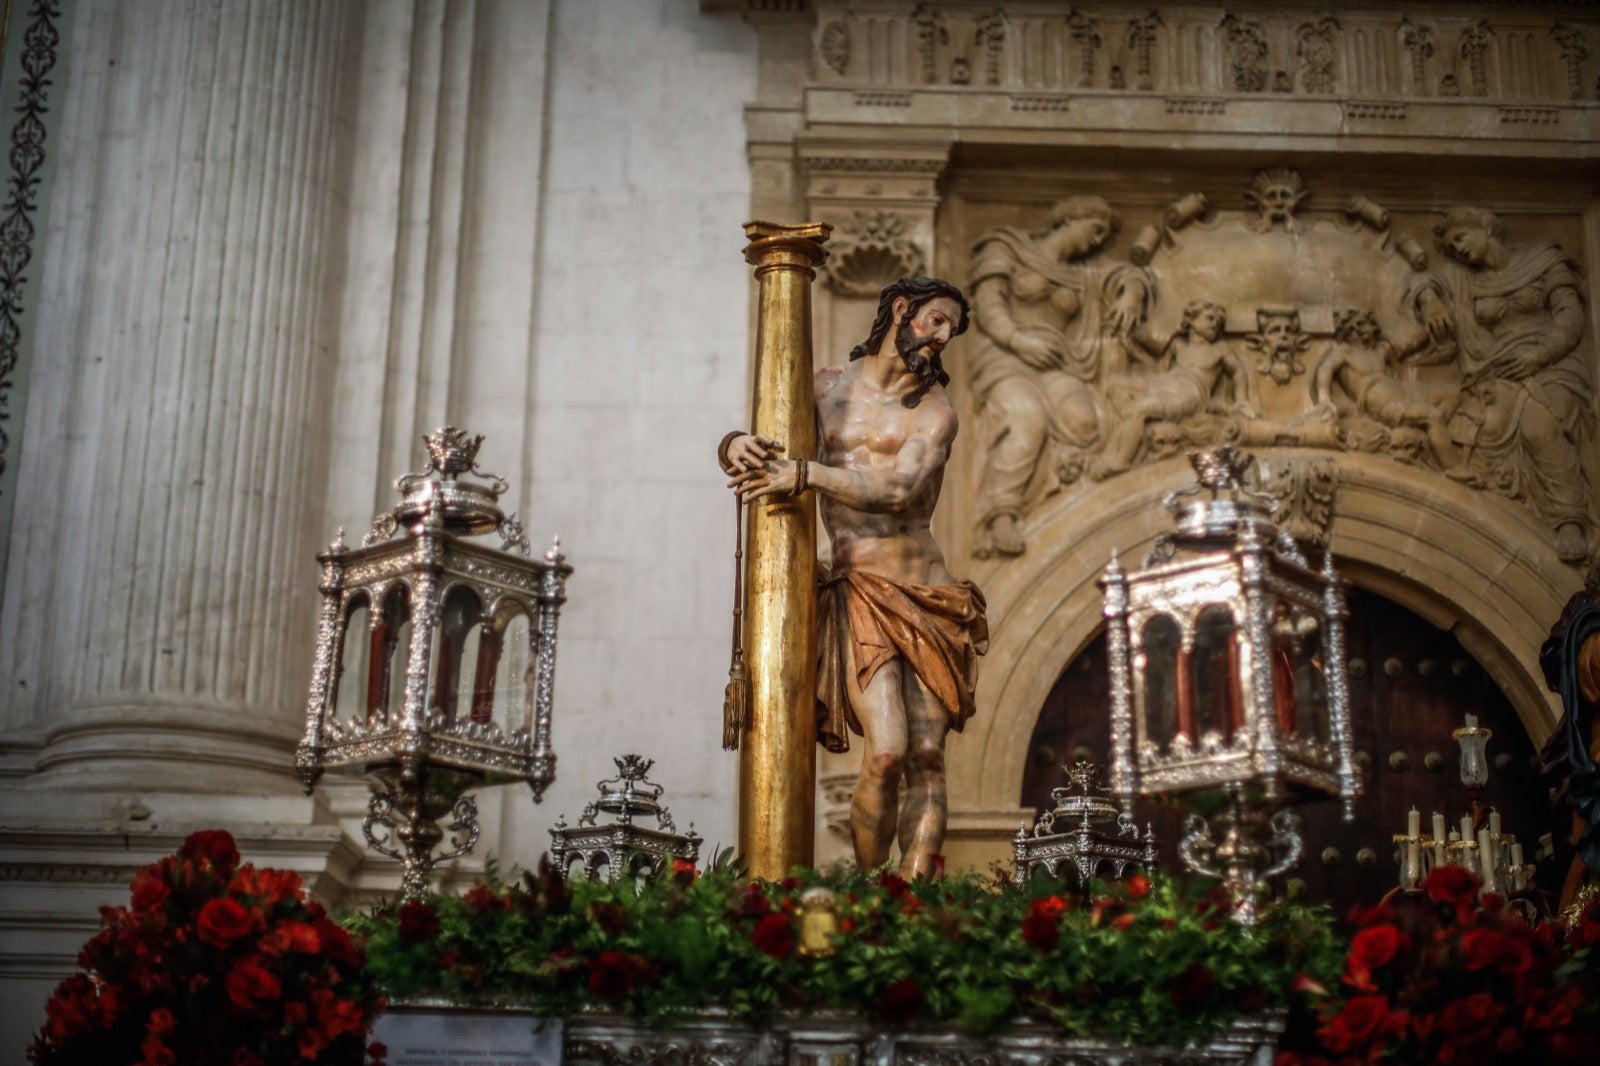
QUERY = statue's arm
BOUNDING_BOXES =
[1224,348,1261,411]
[807,416,955,513]
[1309,349,1341,407]
[971,275,1017,348]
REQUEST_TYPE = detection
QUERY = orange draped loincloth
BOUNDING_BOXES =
[815,569,989,754]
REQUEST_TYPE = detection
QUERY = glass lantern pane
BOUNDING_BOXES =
[1140,615,1181,747]
[379,584,412,723]
[432,585,483,724]
[333,595,371,723]
[1192,606,1241,740]
[1292,615,1328,743]
[494,610,533,733]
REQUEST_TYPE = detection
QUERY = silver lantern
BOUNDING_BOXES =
[1101,446,1359,923]
[295,427,570,899]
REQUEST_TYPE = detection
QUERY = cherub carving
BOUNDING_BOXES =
[1310,308,1457,467]
[1091,300,1259,479]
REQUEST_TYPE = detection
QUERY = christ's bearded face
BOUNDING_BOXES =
[893,296,961,390]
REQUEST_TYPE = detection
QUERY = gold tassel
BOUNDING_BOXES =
[722,653,749,751]
[723,491,748,751]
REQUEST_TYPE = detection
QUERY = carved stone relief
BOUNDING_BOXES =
[962,170,1596,566]
[809,5,1599,107]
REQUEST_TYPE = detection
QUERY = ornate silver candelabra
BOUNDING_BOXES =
[1013,759,1157,888]
[295,427,570,899]
[1102,447,1361,923]
[550,755,701,882]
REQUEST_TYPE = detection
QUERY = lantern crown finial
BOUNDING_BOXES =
[424,426,485,478]
[366,424,514,540]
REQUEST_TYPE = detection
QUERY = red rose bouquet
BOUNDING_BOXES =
[1278,866,1600,1065]
[29,829,386,1065]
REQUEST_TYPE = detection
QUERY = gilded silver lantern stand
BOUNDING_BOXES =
[1102,446,1360,924]
[550,754,702,881]
[295,427,571,900]
[1013,759,1157,888]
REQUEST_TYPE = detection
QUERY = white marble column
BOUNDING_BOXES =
[0,0,348,796]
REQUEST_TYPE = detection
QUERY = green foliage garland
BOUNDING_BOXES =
[345,860,1342,1046]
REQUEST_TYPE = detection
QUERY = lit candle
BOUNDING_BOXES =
[1432,812,1446,843]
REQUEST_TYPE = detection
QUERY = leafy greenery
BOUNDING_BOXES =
[345,858,1342,1046]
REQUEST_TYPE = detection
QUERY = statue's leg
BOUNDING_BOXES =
[897,671,950,880]
[845,645,908,871]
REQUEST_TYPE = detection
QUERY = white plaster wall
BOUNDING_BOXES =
[505,0,756,867]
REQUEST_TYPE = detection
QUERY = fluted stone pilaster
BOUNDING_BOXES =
[0,0,347,792]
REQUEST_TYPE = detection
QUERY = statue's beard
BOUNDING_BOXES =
[895,324,947,407]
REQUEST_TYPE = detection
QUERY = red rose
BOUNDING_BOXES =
[223,955,282,1015]
[751,912,795,958]
[396,900,440,944]
[1167,961,1213,1007]
[1125,874,1152,899]
[197,897,257,949]
[672,858,697,886]
[1317,994,1404,1054]
[181,829,241,874]
[585,950,645,1001]
[313,985,368,1038]
[1349,924,1405,970]
[139,1033,176,1066]
[877,978,923,1025]
[316,918,361,967]
[1437,991,1502,1050]
[463,884,506,914]
[263,919,321,955]
[876,871,910,898]
[130,867,172,913]
[1423,864,1479,911]
[229,864,302,904]
[1461,927,1504,972]
[1021,899,1063,952]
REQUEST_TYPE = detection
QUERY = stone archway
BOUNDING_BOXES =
[942,450,1573,867]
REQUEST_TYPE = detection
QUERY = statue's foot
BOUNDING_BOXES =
[985,515,1026,556]
[1442,464,1481,487]
[1555,522,1589,564]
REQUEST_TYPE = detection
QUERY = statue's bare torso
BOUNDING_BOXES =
[815,362,955,588]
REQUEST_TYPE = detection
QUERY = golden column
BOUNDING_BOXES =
[739,220,831,879]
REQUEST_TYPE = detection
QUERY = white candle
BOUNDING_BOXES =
[1461,814,1475,841]
[1510,843,1526,891]
[1488,809,1502,838]
[1464,714,1478,729]
[1432,812,1447,843]
[1478,828,1497,891]
[1408,808,1421,838]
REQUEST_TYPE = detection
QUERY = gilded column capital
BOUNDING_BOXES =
[743,220,831,275]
